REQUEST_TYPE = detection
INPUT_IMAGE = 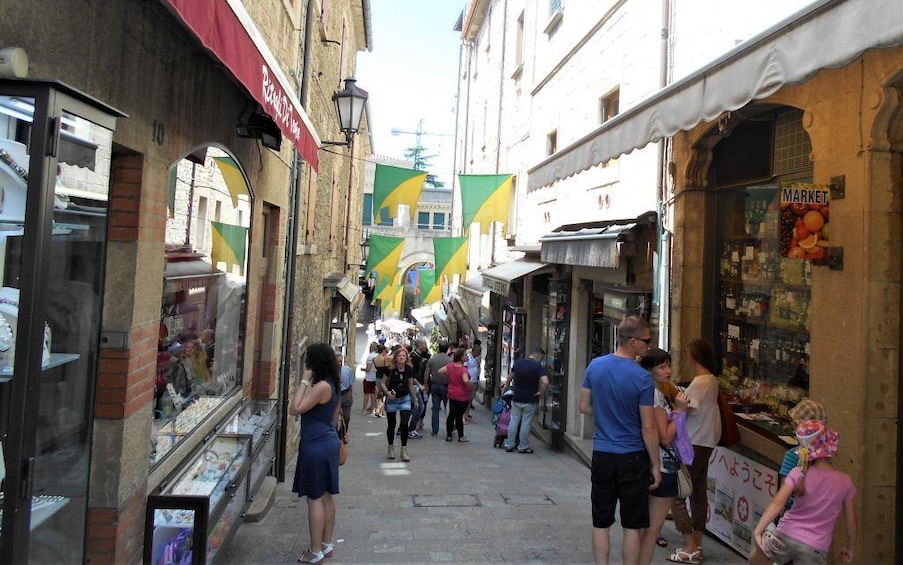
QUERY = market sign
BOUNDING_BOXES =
[779,182,830,262]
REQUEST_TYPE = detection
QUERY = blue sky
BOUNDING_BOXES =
[356,1,466,185]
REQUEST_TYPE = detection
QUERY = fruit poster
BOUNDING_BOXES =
[779,183,830,261]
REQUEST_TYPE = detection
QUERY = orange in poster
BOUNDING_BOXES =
[799,234,819,250]
[803,210,824,232]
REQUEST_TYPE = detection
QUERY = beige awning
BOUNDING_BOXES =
[480,259,550,297]
[528,0,903,190]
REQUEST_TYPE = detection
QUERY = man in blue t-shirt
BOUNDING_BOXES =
[579,316,660,565]
[501,347,549,454]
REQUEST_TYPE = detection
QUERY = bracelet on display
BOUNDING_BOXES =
[0,149,28,182]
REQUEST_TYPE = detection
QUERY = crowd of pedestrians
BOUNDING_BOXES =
[289,316,856,564]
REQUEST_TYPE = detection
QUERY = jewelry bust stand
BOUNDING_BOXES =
[0,287,52,374]
[0,139,28,224]
[0,288,18,374]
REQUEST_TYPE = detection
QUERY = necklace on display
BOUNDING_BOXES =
[0,149,28,182]
[0,313,13,353]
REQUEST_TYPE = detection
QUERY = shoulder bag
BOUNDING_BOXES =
[676,463,693,498]
[717,390,741,447]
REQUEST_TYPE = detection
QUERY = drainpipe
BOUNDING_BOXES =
[655,0,672,349]
[276,0,316,483]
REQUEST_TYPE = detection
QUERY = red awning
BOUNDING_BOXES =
[162,0,320,171]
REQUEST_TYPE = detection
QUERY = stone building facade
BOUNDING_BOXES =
[0,0,371,562]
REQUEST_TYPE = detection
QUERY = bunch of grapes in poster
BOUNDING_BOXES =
[779,183,830,262]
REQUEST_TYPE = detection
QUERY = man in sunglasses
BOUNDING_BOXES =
[579,316,661,565]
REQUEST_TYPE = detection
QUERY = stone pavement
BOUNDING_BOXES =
[217,399,746,564]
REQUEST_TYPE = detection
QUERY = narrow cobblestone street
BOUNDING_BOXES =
[218,332,746,564]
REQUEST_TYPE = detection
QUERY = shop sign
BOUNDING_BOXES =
[483,276,510,296]
[705,447,779,558]
[779,182,830,262]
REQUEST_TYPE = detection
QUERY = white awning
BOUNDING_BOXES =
[480,259,550,297]
[527,0,903,190]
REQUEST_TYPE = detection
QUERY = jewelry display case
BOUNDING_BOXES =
[218,398,278,506]
[0,79,124,563]
[145,436,251,564]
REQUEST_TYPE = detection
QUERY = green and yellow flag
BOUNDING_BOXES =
[433,236,468,285]
[459,174,514,234]
[213,156,251,209]
[382,281,405,319]
[365,235,406,304]
[419,269,442,304]
[373,163,428,223]
[210,221,248,273]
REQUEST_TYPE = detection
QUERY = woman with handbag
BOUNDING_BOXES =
[637,348,689,564]
[290,343,342,563]
[666,339,722,564]
[378,346,419,462]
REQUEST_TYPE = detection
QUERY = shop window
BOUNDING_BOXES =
[0,86,119,562]
[715,184,812,413]
[153,147,249,468]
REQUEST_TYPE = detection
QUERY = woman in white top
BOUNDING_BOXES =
[666,339,722,564]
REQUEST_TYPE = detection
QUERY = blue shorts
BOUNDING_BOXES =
[385,396,411,412]
[650,471,677,498]
[591,450,651,529]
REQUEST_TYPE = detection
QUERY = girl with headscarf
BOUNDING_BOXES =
[752,420,857,564]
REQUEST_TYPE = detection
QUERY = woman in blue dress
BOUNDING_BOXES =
[291,343,341,563]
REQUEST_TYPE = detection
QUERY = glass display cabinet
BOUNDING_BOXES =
[543,279,570,450]
[145,436,251,564]
[0,79,124,563]
[218,398,278,506]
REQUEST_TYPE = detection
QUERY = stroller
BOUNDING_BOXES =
[492,389,514,448]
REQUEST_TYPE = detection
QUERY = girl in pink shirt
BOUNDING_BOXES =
[752,420,857,564]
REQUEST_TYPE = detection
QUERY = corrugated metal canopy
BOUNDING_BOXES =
[540,212,655,269]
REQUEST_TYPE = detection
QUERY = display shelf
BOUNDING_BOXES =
[0,494,70,532]
[0,352,80,382]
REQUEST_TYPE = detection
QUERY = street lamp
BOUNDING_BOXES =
[321,77,369,147]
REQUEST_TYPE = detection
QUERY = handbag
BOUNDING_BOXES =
[337,413,348,465]
[677,463,693,498]
[716,390,741,447]
[338,440,347,466]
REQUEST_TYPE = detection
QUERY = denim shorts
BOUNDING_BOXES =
[762,526,828,565]
[385,395,412,412]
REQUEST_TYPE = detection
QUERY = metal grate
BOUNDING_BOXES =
[412,494,482,507]
[773,109,812,175]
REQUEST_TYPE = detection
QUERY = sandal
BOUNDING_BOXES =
[445,436,453,442]
[298,548,325,563]
[657,536,668,547]
[458,437,469,442]
[665,548,701,564]
[321,541,335,558]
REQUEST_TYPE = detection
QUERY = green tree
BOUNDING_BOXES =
[404,145,445,189]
